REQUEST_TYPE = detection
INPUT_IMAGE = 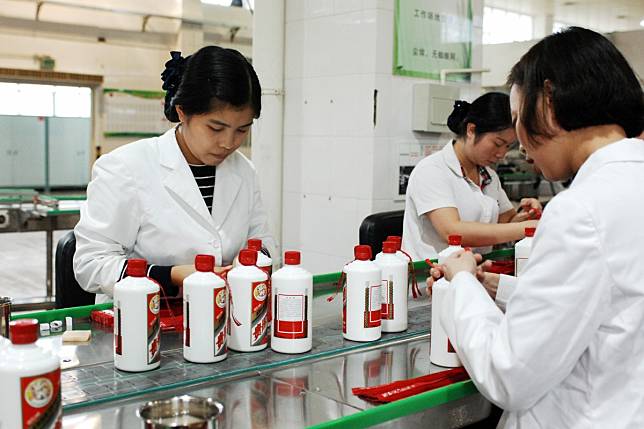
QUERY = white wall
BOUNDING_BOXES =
[482,29,644,89]
[281,0,484,274]
[611,30,644,82]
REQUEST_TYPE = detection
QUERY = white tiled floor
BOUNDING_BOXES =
[0,230,70,299]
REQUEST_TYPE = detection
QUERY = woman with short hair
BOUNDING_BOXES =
[434,27,644,427]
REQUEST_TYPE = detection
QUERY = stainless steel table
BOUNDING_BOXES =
[22,290,494,428]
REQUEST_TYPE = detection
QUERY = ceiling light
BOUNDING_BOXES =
[640,19,644,27]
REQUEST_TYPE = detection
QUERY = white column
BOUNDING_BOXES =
[251,0,285,259]
[533,14,554,39]
[178,0,204,54]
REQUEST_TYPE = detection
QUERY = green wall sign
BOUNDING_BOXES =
[394,0,473,82]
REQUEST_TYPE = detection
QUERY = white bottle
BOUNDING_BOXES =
[386,235,409,264]
[228,249,270,352]
[271,251,313,354]
[247,238,273,277]
[0,319,62,429]
[374,241,408,333]
[113,258,161,372]
[183,254,228,363]
[343,245,382,342]
[431,235,463,367]
[515,227,536,277]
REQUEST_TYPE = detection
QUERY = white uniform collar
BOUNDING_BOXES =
[442,140,493,189]
[441,140,465,178]
[571,138,644,188]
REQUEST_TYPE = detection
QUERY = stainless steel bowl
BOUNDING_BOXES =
[137,395,223,429]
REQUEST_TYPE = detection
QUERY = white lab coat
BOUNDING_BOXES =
[441,138,644,428]
[74,127,276,303]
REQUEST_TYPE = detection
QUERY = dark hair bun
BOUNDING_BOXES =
[447,100,471,134]
[161,51,189,122]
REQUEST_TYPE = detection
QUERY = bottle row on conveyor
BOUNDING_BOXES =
[0,234,535,428]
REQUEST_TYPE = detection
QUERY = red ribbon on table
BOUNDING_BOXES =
[351,367,470,404]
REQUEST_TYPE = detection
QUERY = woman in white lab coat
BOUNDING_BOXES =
[74,47,276,303]
[432,27,644,427]
[402,92,540,261]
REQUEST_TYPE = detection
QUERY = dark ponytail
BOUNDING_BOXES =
[446,92,512,138]
[161,46,261,123]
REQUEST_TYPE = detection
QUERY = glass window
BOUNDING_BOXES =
[0,82,20,115]
[483,7,534,44]
[54,86,92,118]
[16,84,54,117]
[0,82,91,118]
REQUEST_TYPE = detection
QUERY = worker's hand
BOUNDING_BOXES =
[477,264,501,299]
[427,255,499,298]
[511,198,543,222]
[171,265,196,287]
[214,265,233,279]
[442,250,480,281]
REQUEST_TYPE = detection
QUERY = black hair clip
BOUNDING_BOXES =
[161,51,186,92]
[453,99,471,113]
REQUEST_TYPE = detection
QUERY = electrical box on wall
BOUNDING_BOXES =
[412,83,460,133]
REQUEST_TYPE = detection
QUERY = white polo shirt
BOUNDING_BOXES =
[402,141,513,260]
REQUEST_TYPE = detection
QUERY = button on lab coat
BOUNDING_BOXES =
[74,127,276,303]
[441,138,644,428]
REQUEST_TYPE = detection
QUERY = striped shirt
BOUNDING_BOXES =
[189,163,216,212]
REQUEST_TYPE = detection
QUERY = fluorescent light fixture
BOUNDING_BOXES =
[640,18,644,27]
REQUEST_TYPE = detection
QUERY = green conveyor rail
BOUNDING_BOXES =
[39,208,81,216]
[39,194,86,201]
[307,380,478,429]
[11,303,113,323]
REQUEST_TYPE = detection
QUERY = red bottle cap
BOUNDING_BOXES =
[525,227,536,237]
[386,236,402,250]
[284,251,301,265]
[382,241,397,254]
[239,249,258,266]
[195,254,215,272]
[127,259,147,277]
[448,235,462,246]
[9,319,38,345]
[247,239,262,251]
[354,245,372,261]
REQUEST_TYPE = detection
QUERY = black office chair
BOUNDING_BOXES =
[55,230,95,308]
[358,210,405,257]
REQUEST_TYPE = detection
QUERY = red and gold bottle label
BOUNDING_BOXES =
[342,284,347,334]
[214,287,227,356]
[20,368,62,429]
[250,280,269,346]
[447,339,455,353]
[114,304,122,355]
[147,292,160,364]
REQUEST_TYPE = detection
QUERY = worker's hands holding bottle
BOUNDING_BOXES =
[511,198,542,222]
[426,250,501,300]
